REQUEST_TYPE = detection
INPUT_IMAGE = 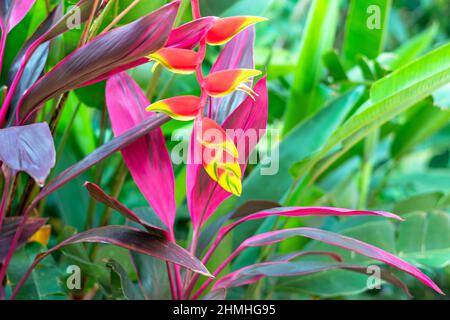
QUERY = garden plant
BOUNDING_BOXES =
[0,0,449,301]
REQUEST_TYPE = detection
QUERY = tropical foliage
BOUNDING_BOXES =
[0,0,449,300]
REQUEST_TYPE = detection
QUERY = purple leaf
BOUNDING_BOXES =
[16,1,180,124]
[4,4,63,119]
[217,206,403,241]
[239,228,444,294]
[45,226,211,275]
[35,114,170,207]
[187,77,269,230]
[84,182,167,238]
[0,0,36,33]
[106,73,176,233]
[213,260,411,297]
[16,226,213,292]
[0,217,47,261]
[202,288,227,300]
[0,122,55,186]
[206,27,255,123]
[0,0,106,126]
[166,16,216,49]
[197,200,280,256]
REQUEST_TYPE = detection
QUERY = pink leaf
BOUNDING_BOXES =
[239,228,444,294]
[106,73,176,234]
[187,78,268,230]
[213,260,411,297]
[217,206,403,241]
[1,0,36,33]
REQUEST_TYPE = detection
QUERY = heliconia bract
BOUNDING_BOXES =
[195,117,242,197]
[148,48,200,74]
[206,16,268,46]
[204,69,262,98]
[146,96,201,121]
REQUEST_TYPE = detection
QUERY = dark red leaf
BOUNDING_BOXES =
[0,217,47,261]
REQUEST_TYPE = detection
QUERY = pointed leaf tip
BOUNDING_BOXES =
[206,16,268,46]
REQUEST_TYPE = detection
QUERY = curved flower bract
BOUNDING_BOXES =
[148,48,200,74]
[196,118,242,196]
[206,16,268,46]
[146,96,201,121]
[204,69,262,99]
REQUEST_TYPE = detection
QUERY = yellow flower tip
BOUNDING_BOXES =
[28,225,51,246]
[207,16,269,46]
[146,96,200,121]
[147,48,199,75]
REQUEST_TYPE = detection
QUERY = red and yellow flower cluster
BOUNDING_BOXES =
[146,16,266,196]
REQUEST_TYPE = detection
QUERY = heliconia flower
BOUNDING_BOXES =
[146,96,201,121]
[206,16,268,46]
[204,69,262,99]
[196,118,242,196]
[148,48,200,74]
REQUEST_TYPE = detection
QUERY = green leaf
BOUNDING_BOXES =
[283,0,340,134]
[242,86,364,204]
[391,99,450,159]
[291,43,450,184]
[390,23,439,69]
[106,259,144,300]
[277,269,370,298]
[397,211,450,269]
[8,243,66,300]
[343,0,392,65]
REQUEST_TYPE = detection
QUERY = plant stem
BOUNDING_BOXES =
[191,247,243,299]
[0,22,7,80]
[0,39,41,127]
[166,262,178,300]
[146,65,163,101]
[101,0,142,34]
[86,104,109,229]
[358,130,379,208]
[79,0,100,46]
[0,167,12,231]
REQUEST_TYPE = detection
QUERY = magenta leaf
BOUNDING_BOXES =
[36,114,170,207]
[217,206,403,242]
[17,226,213,289]
[0,0,36,33]
[187,77,268,230]
[0,217,47,261]
[0,122,55,186]
[4,4,63,118]
[197,200,280,256]
[239,228,444,294]
[213,260,411,297]
[17,1,180,124]
[106,72,176,232]
[84,182,167,238]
